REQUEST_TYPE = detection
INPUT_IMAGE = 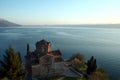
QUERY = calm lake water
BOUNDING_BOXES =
[0,25,120,80]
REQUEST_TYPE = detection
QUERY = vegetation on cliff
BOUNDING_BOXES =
[68,53,87,75]
[68,53,109,80]
[88,68,109,80]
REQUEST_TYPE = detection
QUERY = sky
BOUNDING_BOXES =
[0,0,120,25]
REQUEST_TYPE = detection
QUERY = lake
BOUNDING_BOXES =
[0,25,120,80]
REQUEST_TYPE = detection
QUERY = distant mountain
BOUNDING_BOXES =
[0,19,20,27]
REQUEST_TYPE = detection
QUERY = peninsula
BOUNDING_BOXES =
[25,39,109,80]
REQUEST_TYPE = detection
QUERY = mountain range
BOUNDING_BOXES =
[0,19,20,27]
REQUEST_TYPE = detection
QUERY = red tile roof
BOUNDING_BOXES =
[48,50,61,56]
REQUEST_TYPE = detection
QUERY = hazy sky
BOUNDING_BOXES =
[0,0,120,25]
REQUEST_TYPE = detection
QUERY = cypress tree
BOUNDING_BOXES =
[87,56,97,74]
[0,46,26,80]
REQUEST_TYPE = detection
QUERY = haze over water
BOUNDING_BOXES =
[0,25,120,80]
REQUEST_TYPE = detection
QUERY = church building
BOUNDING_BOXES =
[25,39,64,77]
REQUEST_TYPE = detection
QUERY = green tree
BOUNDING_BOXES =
[87,56,97,74]
[0,46,26,80]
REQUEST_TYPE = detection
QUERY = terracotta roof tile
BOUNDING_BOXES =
[48,50,61,56]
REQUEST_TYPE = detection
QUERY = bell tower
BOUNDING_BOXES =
[47,42,51,52]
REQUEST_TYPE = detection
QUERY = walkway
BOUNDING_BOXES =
[62,65,82,77]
